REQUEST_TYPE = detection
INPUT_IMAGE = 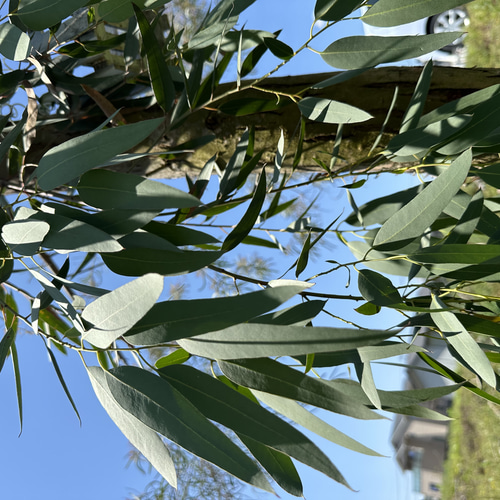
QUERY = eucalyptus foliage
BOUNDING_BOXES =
[1,0,499,496]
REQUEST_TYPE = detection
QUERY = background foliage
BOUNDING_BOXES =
[1,0,500,497]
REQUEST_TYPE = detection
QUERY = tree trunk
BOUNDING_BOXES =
[25,66,500,181]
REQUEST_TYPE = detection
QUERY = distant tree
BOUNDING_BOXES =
[1,0,500,498]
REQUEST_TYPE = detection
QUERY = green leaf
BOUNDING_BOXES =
[219,358,384,420]
[295,232,311,277]
[298,97,372,124]
[202,0,257,26]
[238,436,303,496]
[222,170,267,252]
[16,0,89,30]
[253,389,382,456]
[431,295,496,387]
[133,4,176,112]
[0,23,30,61]
[87,366,177,488]
[77,170,200,211]
[358,269,402,306]
[29,211,123,254]
[315,0,363,21]
[263,37,294,60]
[400,60,433,133]
[102,249,222,277]
[321,33,461,70]
[0,327,15,374]
[445,190,483,244]
[219,130,250,197]
[0,109,27,164]
[82,274,163,349]
[36,118,163,191]
[188,17,239,50]
[126,282,309,345]
[42,339,81,424]
[155,349,191,368]
[144,221,219,246]
[179,324,395,360]
[2,220,50,256]
[355,360,381,410]
[418,352,500,406]
[330,378,459,414]
[418,85,500,129]
[373,149,472,250]
[438,92,500,156]
[474,163,500,189]
[409,244,500,280]
[10,342,22,434]
[249,300,326,327]
[386,115,471,157]
[104,366,273,493]
[362,0,472,27]
[160,364,350,490]
[57,34,127,58]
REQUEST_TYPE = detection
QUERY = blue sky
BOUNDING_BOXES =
[0,1,428,499]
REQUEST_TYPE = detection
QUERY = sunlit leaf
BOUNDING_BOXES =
[362,0,472,27]
[126,282,309,345]
[298,97,372,124]
[87,366,178,488]
[104,366,273,492]
[179,324,395,360]
[373,149,472,250]
[82,274,163,349]
[431,295,496,387]
[78,170,200,210]
[37,118,163,191]
[315,0,363,21]
[160,364,351,489]
[321,33,461,70]
[2,220,50,256]
[0,23,30,61]
[219,358,384,420]
[254,389,382,456]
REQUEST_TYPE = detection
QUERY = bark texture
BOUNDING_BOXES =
[25,66,500,180]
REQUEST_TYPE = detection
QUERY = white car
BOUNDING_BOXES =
[361,3,470,66]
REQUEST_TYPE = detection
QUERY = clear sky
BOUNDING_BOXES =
[0,1,428,499]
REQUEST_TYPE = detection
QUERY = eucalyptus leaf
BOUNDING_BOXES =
[105,366,273,492]
[17,0,89,30]
[82,274,163,349]
[78,170,200,211]
[160,364,352,489]
[2,220,50,256]
[373,149,472,250]
[0,23,30,61]
[179,324,395,360]
[219,358,384,420]
[87,366,177,488]
[321,33,461,70]
[37,118,163,191]
[362,0,471,27]
[126,283,310,345]
[298,97,372,124]
[431,295,496,387]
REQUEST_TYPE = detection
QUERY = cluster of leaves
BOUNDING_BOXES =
[2,0,500,496]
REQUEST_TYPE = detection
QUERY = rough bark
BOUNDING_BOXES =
[25,66,500,181]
